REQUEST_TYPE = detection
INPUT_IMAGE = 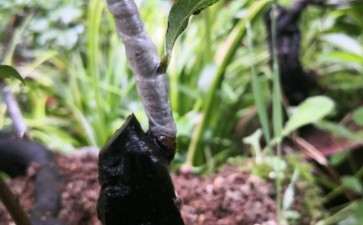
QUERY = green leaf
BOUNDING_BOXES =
[0,65,25,83]
[322,33,363,56]
[282,96,335,136]
[317,121,362,141]
[352,107,363,126]
[320,51,363,65]
[165,0,220,55]
[342,176,363,194]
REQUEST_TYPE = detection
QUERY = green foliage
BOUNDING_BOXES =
[283,96,335,136]
[352,107,363,126]
[165,0,221,55]
[1,0,363,223]
[0,65,24,83]
[0,0,85,51]
[185,0,270,167]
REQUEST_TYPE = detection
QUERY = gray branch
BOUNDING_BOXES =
[106,0,176,139]
[0,82,27,138]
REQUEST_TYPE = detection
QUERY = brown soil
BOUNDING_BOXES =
[0,153,277,225]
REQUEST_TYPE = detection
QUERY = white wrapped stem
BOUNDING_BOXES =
[107,0,176,139]
[0,83,27,138]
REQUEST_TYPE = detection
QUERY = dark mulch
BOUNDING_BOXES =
[0,153,277,225]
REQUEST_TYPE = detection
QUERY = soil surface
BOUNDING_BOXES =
[0,153,277,225]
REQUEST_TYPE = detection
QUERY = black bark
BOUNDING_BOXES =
[264,1,319,105]
[97,114,185,225]
[0,135,64,225]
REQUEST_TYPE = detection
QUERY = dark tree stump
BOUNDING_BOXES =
[97,114,185,225]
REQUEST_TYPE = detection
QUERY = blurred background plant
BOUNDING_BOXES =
[1,0,363,224]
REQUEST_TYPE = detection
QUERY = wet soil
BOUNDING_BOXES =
[0,153,277,225]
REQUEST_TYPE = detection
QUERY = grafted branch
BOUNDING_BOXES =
[106,0,176,157]
[98,2,185,224]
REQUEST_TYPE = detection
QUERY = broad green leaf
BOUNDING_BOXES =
[322,33,363,56]
[352,107,363,126]
[282,96,335,136]
[0,65,25,83]
[165,0,220,55]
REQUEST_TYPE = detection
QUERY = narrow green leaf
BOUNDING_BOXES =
[0,65,25,83]
[252,74,271,142]
[165,0,220,55]
[320,51,363,65]
[282,96,335,136]
[317,121,363,141]
[270,4,283,138]
[246,21,271,143]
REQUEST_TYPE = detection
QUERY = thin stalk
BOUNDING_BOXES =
[270,4,283,139]
[0,178,32,225]
[185,0,270,167]
[246,22,271,143]
[87,0,106,145]
[270,1,285,223]
[0,82,27,138]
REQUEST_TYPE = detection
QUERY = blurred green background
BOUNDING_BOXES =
[1,0,363,223]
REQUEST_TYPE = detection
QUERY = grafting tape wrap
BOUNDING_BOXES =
[106,0,176,149]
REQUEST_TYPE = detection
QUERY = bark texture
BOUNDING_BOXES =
[107,0,176,149]
[265,0,319,105]
[97,115,185,225]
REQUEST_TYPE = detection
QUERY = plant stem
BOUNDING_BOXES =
[185,0,269,167]
[0,82,27,138]
[270,4,283,139]
[246,22,271,143]
[106,0,176,147]
[0,177,32,225]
